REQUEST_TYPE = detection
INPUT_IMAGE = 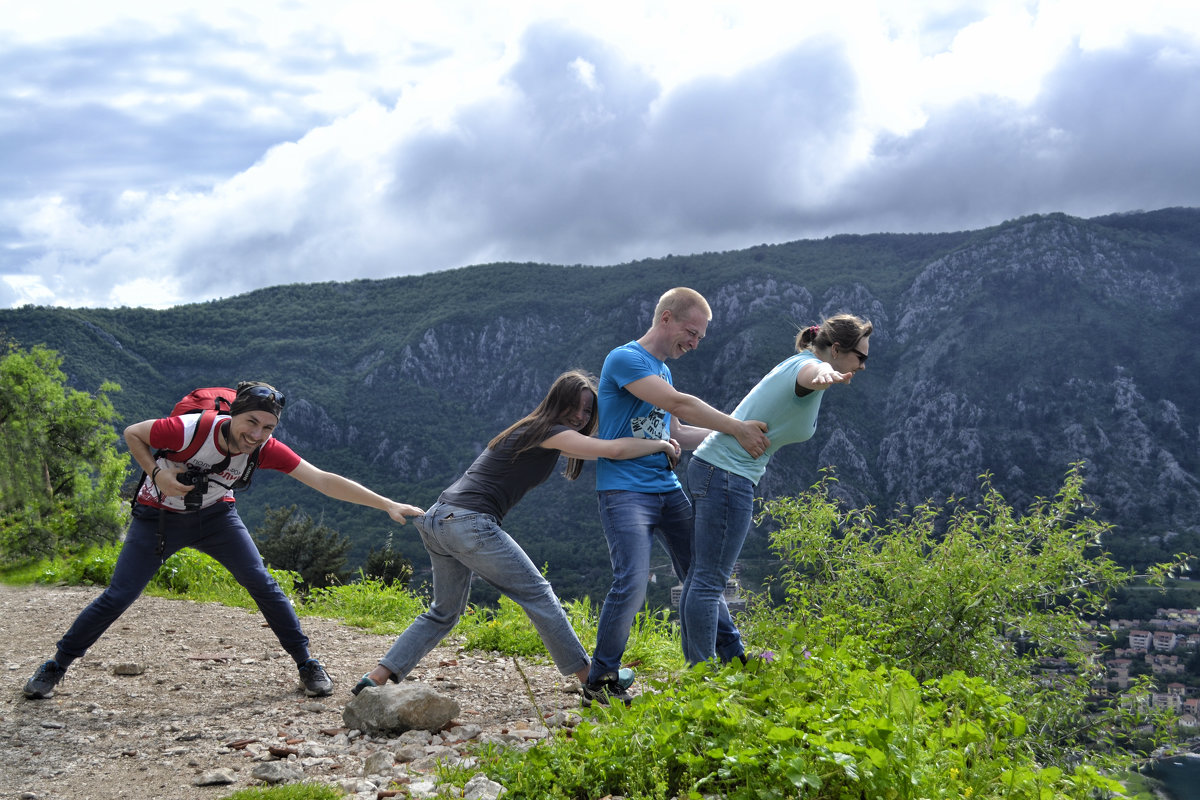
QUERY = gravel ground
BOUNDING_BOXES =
[0,583,587,800]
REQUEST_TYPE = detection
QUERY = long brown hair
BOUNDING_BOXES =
[487,370,598,480]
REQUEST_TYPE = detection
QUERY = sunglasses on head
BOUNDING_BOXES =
[242,385,286,408]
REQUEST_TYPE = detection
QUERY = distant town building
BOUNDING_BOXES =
[1128,630,1152,652]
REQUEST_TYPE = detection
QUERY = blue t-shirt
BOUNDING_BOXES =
[693,351,824,485]
[595,341,680,493]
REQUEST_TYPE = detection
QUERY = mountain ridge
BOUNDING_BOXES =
[3,208,1198,601]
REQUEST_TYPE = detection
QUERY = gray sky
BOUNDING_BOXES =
[3,1,1199,308]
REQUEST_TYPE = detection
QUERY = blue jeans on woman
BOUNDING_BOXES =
[55,501,311,666]
[589,487,743,683]
[680,457,756,665]
[379,501,589,679]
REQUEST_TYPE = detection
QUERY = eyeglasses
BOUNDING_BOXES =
[242,386,286,408]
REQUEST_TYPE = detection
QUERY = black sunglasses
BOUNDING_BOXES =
[843,346,868,365]
[242,385,286,408]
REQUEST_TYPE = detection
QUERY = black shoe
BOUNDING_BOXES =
[24,660,67,699]
[298,658,333,697]
[582,672,632,708]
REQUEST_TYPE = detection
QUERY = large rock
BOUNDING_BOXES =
[342,683,461,735]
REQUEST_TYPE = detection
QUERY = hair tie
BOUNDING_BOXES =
[808,325,820,335]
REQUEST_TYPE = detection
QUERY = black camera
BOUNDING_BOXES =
[177,470,209,511]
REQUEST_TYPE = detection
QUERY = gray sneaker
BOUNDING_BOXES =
[298,658,333,697]
[582,672,632,707]
[24,660,67,699]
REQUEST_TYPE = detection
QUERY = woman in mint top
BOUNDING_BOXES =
[680,314,873,665]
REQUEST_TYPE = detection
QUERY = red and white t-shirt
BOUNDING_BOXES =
[135,414,301,511]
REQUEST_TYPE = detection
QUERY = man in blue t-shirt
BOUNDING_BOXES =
[583,287,770,706]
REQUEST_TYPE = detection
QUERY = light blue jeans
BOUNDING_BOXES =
[588,488,743,683]
[680,457,755,665]
[379,501,589,679]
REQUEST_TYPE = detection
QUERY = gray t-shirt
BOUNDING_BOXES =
[437,424,571,522]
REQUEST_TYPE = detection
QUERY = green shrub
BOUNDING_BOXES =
[758,464,1185,765]
[468,634,1127,800]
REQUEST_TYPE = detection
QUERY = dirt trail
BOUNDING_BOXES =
[0,584,580,800]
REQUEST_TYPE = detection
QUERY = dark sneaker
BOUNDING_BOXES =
[24,660,67,699]
[298,658,333,697]
[582,672,632,708]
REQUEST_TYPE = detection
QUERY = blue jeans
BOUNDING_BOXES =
[680,458,755,664]
[379,501,588,679]
[56,502,311,666]
[589,488,743,683]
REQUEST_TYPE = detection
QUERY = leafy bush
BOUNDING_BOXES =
[757,465,1186,764]
[468,634,1127,800]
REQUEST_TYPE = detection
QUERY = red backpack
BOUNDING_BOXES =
[168,387,237,462]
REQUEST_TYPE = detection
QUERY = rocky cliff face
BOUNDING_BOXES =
[280,213,1200,562]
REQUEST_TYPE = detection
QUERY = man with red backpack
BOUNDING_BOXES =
[23,381,424,700]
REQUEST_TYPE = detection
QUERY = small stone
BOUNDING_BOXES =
[193,768,236,786]
[251,761,304,784]
[112,663,146,676]
[463,773,506,800]
[363,749,395,776]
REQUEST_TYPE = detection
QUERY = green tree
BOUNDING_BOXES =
[361,531,413,586]
[0,343,127,563]
[252,504,351,590]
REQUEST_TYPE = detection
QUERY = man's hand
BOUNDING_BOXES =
[387,503,425,524]
[152,463,192,497]
[735,420,770,459]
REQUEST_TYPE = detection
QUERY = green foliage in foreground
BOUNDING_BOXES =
[759,465,1185,765]
[461,636,1127,800]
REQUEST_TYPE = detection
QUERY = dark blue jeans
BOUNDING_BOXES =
[589,487,742,683]
[681,457,755,664]
[55,502,311,666]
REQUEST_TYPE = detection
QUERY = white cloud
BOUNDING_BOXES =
[2,1,1200,307]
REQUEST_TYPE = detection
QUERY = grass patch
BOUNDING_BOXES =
[219,783,343,800]
[301,574,428,634]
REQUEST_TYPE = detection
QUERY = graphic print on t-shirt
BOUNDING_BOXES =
[630,408,668,440]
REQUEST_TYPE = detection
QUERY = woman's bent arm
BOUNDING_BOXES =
[540,429,678,462]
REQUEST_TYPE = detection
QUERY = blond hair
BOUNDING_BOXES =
[653,287,712,325]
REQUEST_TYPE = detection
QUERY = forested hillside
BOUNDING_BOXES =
[3,208,1198,603]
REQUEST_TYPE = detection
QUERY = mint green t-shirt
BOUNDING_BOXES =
[692,351,824,485]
